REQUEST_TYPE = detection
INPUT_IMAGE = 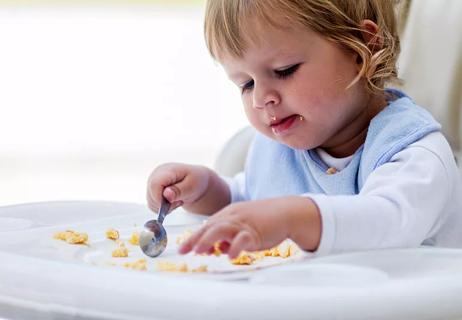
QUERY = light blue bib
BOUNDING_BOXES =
[244,90,441,200]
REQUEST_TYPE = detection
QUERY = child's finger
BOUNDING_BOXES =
[178,225,209,254]
[147,189,182,213]
[163,174,200,204]
[147,177,168,211]
[228,230,255,259]
[146,192,158,213]
[162,185,181,203]
[193,223,237,255]
[148,166,188,207]
[218,241,230,254]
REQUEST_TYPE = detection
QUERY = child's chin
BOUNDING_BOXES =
[262,131,315,150]
[279,138,314,150]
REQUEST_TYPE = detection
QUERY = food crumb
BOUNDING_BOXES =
[53,230,88,245]
[192,265,208,273]
[231,240,300,265]
[123,259,147,271]
[176,229,193,245]
[155,261,208,273]
[128,232,140,245]
[156,261,186,272]
[326,167,337,175]
[231,252,256,265]
[106,229,119,240]
[112,242,129,257]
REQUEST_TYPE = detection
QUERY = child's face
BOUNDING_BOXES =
[220,23,377,152]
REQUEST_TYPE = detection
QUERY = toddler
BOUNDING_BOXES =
[147,0,462,258]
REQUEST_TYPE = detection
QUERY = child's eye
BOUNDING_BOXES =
[240,79,254,94]
[275,63,301,79]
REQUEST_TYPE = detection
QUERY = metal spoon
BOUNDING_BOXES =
[139,196,171,258]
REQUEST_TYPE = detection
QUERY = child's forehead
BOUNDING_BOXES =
[215,17,307,61]
[206,1,328,62]
[241,13,299,40]
[223,41,305,63]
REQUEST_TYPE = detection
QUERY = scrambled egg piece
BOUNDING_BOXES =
[192,265,208,273]
[155,261,208,273]
[276,240,300,258]
[261,241,299,258]
[176,229,193,245]
[128,232,140,245]
[231,252,256,265]
[112,242,129,257]
[123,259,147,271]
[53,230,88,245]
[211,242,223,256]
[156,261,188,272]
[231,241,300,265]
[177,229,299,264]
[105,228,119,240]
[54,225,300,274]
[195,242,223,257]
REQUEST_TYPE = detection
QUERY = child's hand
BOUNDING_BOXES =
[178,196,321,258]
[147,163,210,213]
[147,163,231,215]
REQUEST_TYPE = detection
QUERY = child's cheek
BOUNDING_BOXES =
[243,103,262,126]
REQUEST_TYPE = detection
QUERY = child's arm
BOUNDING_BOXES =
[179,132,460,257]
[304,132,460,255]
[147,163,231,215]
[179,196,322,258]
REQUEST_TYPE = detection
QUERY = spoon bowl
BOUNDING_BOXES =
[139,196,171,258]
[139,220,168,258]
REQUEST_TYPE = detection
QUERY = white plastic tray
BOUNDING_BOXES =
[0,201,461,320]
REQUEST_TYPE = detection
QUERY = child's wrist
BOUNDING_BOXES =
[287,196,321,252]
[185,167,230,215]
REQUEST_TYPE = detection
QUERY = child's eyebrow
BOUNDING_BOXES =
[228,74,250,87]
[227,71,246,81]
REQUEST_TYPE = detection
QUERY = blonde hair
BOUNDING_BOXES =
[204,0,401,93]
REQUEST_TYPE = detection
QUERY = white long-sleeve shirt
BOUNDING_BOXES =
[226,131,462,255]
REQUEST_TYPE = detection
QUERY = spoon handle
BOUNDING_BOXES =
[157,196,171,225]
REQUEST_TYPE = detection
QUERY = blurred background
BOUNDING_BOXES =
[0,0,461,206]
[0,0,247,206]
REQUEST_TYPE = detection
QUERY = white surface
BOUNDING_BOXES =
[0,6,245,155]
[0,5,248,206]
[0,201,462,320]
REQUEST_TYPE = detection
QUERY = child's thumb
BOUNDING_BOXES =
[163,185,180,203]
[163,177,199,204]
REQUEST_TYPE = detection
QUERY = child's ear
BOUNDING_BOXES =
[359,19,383,52]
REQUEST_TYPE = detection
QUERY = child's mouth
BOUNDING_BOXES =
[270,114,299,135]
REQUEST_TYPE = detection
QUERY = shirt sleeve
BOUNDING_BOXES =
[306,132,455,256]
[221,171,247,203]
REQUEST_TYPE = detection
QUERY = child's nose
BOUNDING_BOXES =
[252,83,280,110]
